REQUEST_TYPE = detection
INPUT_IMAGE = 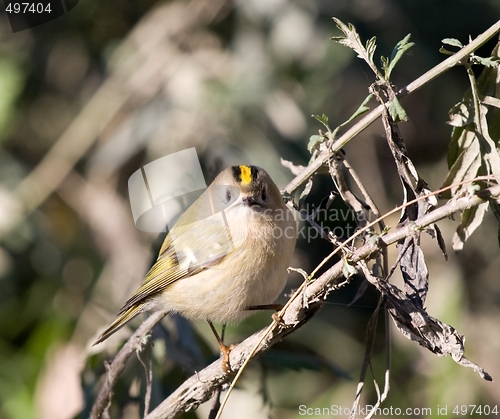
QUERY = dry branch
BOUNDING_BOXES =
[90,310,168,419]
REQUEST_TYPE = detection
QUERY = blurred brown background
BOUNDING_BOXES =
[0,1,499,418]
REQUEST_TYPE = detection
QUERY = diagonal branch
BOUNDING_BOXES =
[283,20,500,196]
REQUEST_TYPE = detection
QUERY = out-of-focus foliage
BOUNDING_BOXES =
[0,1,500,418]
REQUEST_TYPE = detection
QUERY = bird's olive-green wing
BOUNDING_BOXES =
[117,246,192,315]
[94,305,143,345]
[118,223,230,314]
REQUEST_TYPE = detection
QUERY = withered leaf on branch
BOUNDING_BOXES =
[371,83,442,309]
[396,236,429,307]
[442,40,500,250]
[361,264,493,382]
[452,201,489,251]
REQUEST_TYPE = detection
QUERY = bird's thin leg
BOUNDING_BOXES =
[246,304,283,311]
[246,304,286,325]
[220,323,226,341]
[207,320,234,373]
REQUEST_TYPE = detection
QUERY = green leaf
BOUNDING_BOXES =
[339,94,373,127]
[442,38,463,48]
[331,19,357,46]
[331,17,381,78]
[312,113,329,127]
[388,96,408,122]
[307,135,325,153]
[471,55,500,68]
[365,36,377,63]
[381,56,390,76]
[380,225,391,235]
[439,46,455,56]
[384,34,414,80]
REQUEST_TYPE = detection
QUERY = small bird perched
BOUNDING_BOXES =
[94,165,297,368]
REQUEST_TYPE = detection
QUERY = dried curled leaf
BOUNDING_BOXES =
[397,236,429,306]
[433,224,448,261]
[447,101,474,127]
[442,39,500,249]
[362,265,492,381]
[342,257,358,279]
[452,201,489,251]
[441,129,481,199]
[372,83,436,309]
[281,158,305,176]
[299,178,314,207]
[490,200,500,248]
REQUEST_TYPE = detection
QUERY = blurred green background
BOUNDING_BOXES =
[0,1,499,418]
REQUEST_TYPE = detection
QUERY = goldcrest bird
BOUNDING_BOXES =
[94,165,297,364]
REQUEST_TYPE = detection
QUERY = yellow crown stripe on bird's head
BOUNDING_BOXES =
[239,165,253,185]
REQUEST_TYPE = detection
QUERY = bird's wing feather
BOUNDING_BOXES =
[94,304,144,345]
[118,247,190,314]
[118,233,228,314]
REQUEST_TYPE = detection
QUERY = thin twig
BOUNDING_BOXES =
[350,291,384,419]
[90,310,168,419]
[343,159,383,219]
[309,175,498,279]
[135,348,153,417]
[214,274,314,419]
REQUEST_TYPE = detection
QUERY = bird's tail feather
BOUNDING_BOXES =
[93,304,144,346]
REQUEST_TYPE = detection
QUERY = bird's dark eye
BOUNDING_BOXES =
[261,187,267,201]
[225,189,232,203]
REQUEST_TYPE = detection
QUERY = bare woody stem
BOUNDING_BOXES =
[90,310,168,419]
